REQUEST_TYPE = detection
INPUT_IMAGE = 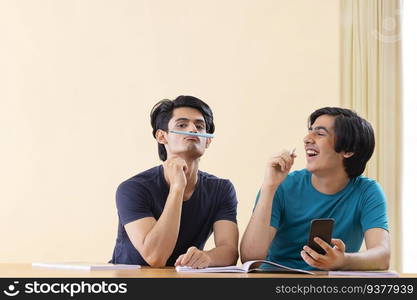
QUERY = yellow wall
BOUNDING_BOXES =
[0,0,340,263]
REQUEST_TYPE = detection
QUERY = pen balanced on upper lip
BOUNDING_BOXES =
[169,130,215,139]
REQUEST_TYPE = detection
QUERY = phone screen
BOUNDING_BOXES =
[307,218,334,255]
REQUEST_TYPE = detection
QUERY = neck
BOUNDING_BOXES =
[311,169,350,195]
[183,158,199,189]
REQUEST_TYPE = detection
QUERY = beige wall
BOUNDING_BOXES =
[0,0,340,263]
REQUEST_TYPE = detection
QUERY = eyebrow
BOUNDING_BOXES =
[309,126,330,133]
[174,118,206,124]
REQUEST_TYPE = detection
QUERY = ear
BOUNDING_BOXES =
[155,129,168,145]
[343,152,354,158]
[205,137,212,149]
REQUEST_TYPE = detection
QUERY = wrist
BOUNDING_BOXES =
[261,182,280,191]
[169,185,185,200]
[339,252,351,270]
[203,250,213,266]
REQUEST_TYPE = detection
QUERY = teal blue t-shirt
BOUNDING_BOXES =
[257,169,388,271]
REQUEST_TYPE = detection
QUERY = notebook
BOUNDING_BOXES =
[31,262,141,271]
[328,270,399,277]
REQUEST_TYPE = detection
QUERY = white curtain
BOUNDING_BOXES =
[340,0,402,271]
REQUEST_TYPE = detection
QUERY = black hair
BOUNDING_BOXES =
[150,95,215,161]
[308,107,375,178]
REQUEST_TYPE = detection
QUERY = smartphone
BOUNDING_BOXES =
[307,218,334,255]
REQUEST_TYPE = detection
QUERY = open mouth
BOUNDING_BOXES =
[306,149,319,157]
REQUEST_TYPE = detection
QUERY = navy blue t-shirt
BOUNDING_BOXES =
[110,165,238,266]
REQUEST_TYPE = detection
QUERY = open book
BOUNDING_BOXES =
[32,262,141,271]
[176,260,313,274]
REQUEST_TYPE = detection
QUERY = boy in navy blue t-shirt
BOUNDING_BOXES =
[111,96,238,268]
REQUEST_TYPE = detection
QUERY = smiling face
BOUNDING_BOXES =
[304,114,351,176]
[156,107,211,160]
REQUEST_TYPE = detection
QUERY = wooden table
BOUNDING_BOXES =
[0,264,415,278]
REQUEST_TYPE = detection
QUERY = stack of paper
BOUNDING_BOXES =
[32,262,141,271]
[328,270,398,277]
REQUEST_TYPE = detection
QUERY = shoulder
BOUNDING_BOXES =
[287,168,310,180]
[352,176,386,209]
[199,170,235,188]
[280,168,310,189]
[352,175,384,195]
[117,166,161,194]
[198,170,237,202]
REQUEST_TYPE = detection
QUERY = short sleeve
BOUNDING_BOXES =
[116,180,154,226]
[270,186,284,229]
[213,180,238,223]
[253,186,283,230]
[360,181,389,232]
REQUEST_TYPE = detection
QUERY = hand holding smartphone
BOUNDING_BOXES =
[307,218,334,255]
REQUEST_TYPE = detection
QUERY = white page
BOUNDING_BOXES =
[329,270,398,277]
[32,262,141,271]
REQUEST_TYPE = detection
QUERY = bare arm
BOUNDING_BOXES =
[175,220,239,268]
[240,150,296,263]
[125,186,184,267]
[342,228,390,270]
[240,185,277,262]
[124,157,188,267]
[204,220,239,266]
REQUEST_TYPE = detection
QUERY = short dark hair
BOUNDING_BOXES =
[308,107,375,178]
[150,95,215,161]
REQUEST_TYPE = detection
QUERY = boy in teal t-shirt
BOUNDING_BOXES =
[241,107,390,271]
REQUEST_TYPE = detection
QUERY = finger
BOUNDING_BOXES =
[300,250,319,268]
[180,253,195,266]
[281,152,291,161]
[177,253,191,266]
[302,245,322,261]
[187,250,201,267]
[194,255,209,269]
[314,237,332,253]
[179,158,188,172]
[282,153,295,171]
[270,157,281,168]
[288,152,296,164]
[188,252,204,268]
[174,158,187,172]
[279,154,289,170]
[331,239,345,252]
[181,247,197,266]
[281,149,290,156]
[277,157,286,171]
[169,156,180,163]
[272,151,287,160]
[175,255,184,266]
[270,157,281,167]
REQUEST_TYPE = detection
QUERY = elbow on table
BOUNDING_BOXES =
[139,247,169,268]
[370,247,391,270]
[229,249,239,265]
[143,255,168,268]
[240,246,266,264]
[380,250,391,270]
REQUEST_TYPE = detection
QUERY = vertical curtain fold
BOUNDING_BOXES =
[340,0,402,271]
